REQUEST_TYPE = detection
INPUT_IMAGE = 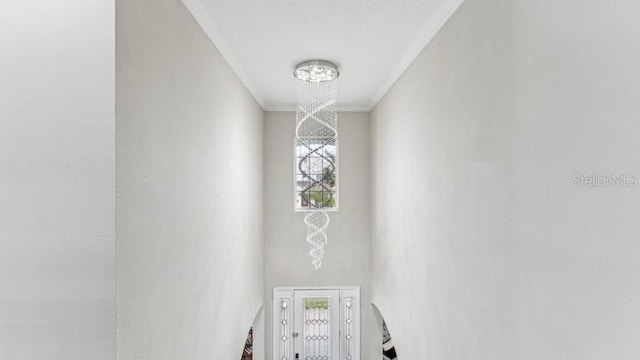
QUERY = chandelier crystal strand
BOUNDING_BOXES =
[304,210,330,269]
[295,61,338,270]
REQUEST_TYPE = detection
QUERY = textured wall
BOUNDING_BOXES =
[371,0,640,359]
[263,112,376,360]
[0,2,115,359]
[116,0,264,358]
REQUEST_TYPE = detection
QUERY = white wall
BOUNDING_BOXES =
[116,0,264,358]
[0,2,115,359]
[371,0,640,359]
[264,112,376,359]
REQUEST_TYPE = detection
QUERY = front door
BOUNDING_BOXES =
[293,289,340,360]
[273,287,360,360]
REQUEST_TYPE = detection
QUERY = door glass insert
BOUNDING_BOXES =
[343,298,354,360]
[303,297,331,360]
[280,298,291,360]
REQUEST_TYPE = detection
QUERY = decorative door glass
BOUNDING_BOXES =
[303,298,331,360]
[294,290,339,360]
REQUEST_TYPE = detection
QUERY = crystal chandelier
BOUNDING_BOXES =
[294,60,339,270]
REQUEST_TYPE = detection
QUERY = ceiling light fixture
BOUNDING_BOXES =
[294,59,339,270]
[294,60,340,83]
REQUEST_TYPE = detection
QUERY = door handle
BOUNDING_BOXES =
[292,331,299,337]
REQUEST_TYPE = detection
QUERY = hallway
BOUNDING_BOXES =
[2,1,640,359]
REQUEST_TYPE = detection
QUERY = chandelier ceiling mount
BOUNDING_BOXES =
[294,60,340,83]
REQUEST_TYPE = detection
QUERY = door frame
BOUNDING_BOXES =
[273,286,360,360]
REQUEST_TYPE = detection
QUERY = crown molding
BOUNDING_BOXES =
[181,0,266,109]
[263,105,372,113]
[182,0,464,112]
[367,0,465,110]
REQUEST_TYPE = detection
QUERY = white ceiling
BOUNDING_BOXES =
[182,0,463,111]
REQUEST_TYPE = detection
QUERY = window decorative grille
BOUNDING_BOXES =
[295,138,338,210]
